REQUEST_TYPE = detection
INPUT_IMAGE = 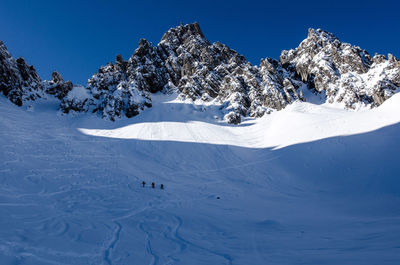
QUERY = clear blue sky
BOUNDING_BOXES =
[1,0,399,85]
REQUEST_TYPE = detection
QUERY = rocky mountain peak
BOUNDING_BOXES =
[1,23,399,124]
[279,27,398,109]
[161,22,205,43]
[134,39,153,57]
[306,28,339,47]
[55,24,400,122]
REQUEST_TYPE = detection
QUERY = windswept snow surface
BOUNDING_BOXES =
[1,93,400,265]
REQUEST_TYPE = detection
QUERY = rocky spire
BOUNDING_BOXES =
[43,71,73,100]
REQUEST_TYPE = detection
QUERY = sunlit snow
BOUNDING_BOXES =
[1,93,400,264]
[79,93,400,149]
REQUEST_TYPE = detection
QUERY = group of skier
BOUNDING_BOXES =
[141,181,164,190]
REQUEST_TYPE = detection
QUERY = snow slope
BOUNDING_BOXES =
[0,93,400,264]
[80,93,400,149]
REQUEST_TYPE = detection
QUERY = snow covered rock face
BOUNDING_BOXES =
[72,23,398,123]
[43,71,73,100]
[0,41,43,106]
[158,23,301,124]
[60,23,301,123]
[3,23,398,123]
[280,28,400,109]
[60,53,153,120]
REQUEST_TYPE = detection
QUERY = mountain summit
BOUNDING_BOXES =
[1,23,399,123]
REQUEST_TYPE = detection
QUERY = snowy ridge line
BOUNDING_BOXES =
[1,23,399,124]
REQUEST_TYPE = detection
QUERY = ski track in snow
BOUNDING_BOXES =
[172,215,233,265]
[1,93,400,264]
[102,221,122,265]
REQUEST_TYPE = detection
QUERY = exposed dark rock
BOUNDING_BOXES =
[0,41,43,106]
[224,111,241,124]
[43,71,73,99]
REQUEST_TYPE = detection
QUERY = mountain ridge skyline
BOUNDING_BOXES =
[1,0,399,84]
[2,24,398,86]
[1,22,399,124]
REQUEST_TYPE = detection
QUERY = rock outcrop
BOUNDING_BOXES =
[60,49,156,120]
[280,28,400,109]
[0,41,43,106]
[43,71,73,100]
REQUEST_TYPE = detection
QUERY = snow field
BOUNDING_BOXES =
[0,93,400,264]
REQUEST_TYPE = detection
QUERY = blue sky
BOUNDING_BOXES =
[1,0,399,84]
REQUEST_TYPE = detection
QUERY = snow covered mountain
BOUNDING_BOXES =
[1,23,400,124]
[1,23,400,264]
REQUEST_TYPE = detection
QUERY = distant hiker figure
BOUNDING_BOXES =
[160,184,164,190]
[141,181,146,187]
[152,182,155,189]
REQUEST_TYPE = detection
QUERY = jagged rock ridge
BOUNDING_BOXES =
[0,41,73,106]
[1,23,399,123]
[0,41,43,106]
[280,28,400,109]
[60,22,307,123]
